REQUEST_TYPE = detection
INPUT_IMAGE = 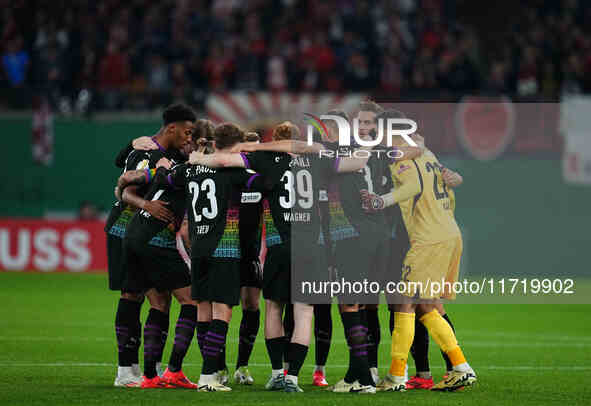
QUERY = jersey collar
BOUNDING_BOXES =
[151,136,167,152]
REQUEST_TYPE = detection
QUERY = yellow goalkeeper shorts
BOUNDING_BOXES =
[400,237,462,300]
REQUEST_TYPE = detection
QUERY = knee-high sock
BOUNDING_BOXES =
[115,298,141,367]
[218,342,227,371]
[366,308,380,369]
[143,308,169,378]
[237,309,260,368]
[156,312,169,364]
[340,311,355,382]
[286,343,309,377]
[131,307,142,366]
[283,304,294,366]
[420,310,466,368]
[265,336,286,371]
[168,304,197,372]
[202,319,229,375]
[441,313,455,372]
[314,304,332,367]
[389,312,415,377]
[410,318,430,373]
[342,311,373,386]
[196,321,210,357]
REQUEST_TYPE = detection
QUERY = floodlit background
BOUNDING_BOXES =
[0,1,590,404]
[1,0,589,282]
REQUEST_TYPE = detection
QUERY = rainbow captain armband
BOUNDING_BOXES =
[144,168,158,183]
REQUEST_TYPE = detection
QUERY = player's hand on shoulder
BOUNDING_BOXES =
[142,200,175,223]
[156,157,172,169]
[133,136,158,151]
[442,167,463,187]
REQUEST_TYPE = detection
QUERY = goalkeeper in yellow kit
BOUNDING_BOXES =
[361,125,476,392]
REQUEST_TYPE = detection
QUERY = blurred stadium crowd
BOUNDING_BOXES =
[1,0,590,112]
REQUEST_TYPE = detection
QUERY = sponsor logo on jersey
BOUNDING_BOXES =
[241,192,262,203]
[136,159,149,170]
[318,190,328,201]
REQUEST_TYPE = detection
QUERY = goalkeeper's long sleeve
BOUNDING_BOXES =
[380,181,422,208]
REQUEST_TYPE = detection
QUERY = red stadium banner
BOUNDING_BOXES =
[0,219,107,272]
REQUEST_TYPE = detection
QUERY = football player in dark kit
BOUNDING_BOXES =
[190,121,378,393]
[109,136,172,387]
[106,104,194,387]
[322,103,421,389]
[262,107,421,393]
[149,123,273,392]
[234,131,264,386]
[118,137,214,391]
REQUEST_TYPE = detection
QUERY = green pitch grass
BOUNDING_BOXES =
[1,273,590,406]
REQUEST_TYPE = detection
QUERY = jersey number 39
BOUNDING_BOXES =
[279,170,313,209]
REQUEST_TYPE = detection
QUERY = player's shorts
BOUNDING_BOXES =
[107,233,124,291]
[192,257,241,306]
[291,242,330,304]
[122,238,191,294]
[263,244,291,303]
[240,258,262,288]
[334,236,390,304]
[399,236,463,300]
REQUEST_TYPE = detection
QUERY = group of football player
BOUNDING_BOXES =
[105,100,477,393]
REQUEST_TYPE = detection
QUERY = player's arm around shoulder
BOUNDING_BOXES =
[386,160,422,204]
[335,148,370,173]
[116,156,172,191]
[188,150,246,168]
[230,140,324,155]
[118,167,176,223]
[117,168,157,191]
[395,145,423,162]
